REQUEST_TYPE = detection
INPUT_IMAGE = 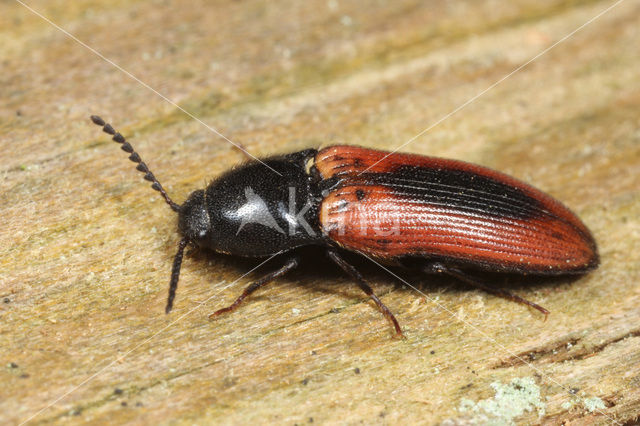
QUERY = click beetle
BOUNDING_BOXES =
[91,115,598,337]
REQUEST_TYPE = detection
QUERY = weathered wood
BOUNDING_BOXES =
[1,0,639,424]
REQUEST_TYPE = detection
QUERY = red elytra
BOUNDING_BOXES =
[316,145,598,274]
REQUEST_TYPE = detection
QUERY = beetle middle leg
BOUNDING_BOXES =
[209,256,300,318]
[327,250,404,338]
[425,262,550,319]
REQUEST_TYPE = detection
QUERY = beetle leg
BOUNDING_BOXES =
[327,250,404,338]
[426,262,550,319]
[209,256,300,318]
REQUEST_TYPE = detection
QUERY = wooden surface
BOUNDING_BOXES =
[2,0,639,424]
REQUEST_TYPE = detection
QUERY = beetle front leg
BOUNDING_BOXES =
[209,256,300,318]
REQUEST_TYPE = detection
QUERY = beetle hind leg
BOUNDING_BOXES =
[327,250,404,338]
[426,262,550,319]
[209,256,300,318]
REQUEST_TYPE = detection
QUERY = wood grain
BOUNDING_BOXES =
[1,0,639,424]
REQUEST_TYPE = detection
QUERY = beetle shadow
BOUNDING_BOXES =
[401,267,586,305]
[296,248,586,301]
[186,246,356,301]
[186,246,586,308]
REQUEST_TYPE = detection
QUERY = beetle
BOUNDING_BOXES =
[90,115,598,337]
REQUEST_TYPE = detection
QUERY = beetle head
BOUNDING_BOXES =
[178,189,210,244]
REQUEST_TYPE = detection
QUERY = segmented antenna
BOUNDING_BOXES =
[166,237,188,313]
[90,115,181,212]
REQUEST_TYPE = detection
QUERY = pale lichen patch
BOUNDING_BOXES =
[458,377,545,425]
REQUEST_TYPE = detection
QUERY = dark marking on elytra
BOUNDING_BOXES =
[359,165,542,220]
[355,189,366,200]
